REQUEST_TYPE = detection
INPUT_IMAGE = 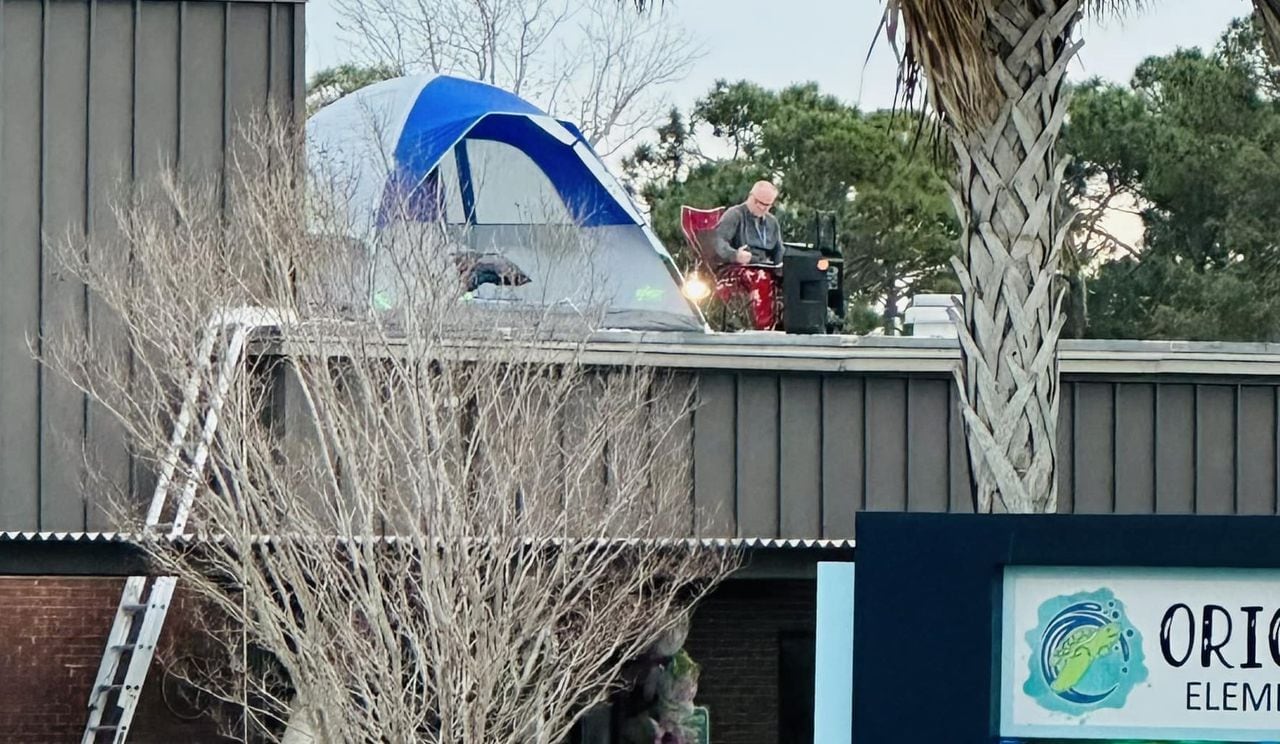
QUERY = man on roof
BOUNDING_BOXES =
[714,180,784,266]
[712,180,784,330]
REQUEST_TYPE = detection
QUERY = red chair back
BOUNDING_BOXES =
[680,205,726,274]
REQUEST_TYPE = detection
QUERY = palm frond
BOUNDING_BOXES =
[883,0,995,132]
[882,0,1148,133]
[1082,0,1147,17]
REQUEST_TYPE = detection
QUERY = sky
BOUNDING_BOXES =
[304,0,1254,116]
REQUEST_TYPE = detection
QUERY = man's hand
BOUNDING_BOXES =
[735,247,752,265]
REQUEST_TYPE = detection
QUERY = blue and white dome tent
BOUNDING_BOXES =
[306,73,703,332]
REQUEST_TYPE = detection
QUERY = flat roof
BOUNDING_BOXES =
[261,326,1280,378]
[577,332,1280,377]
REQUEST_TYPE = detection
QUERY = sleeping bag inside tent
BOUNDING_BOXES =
[306,74,702,332]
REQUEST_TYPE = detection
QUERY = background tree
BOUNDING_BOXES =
[306,63,401,115]
[46,122,736,742]
[1062,14,1280,341]
[1057,77,1151,337]
[332,0,702,153]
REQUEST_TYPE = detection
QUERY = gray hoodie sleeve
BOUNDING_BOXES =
[713,206,742,262]
[771,219,785,264]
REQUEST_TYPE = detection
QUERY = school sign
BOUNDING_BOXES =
[1002,567,1280,741]
[852,515,1280,743]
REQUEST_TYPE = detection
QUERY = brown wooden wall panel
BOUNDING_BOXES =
[1237,385,1276,514]
[692,373,735,536]
[181,1,227,180]
[906,378,949,512]
[232,360,1280,542]
[864,378,907,511]
[1114,383,1155,514]
[227,3,271,114]
[40,0,92,529]
[1196,385,1236,514]
[820,377,862,538]
[1155,384,1196,514]
[682,371,1280,539]
[85,0,135,530]
[736,374,779,537]
[654,372,696,535]
[1057,382,1075,514]
[947,383,973,514]
[1073,382,1115,513]
[136,1,180,176]
[778,376,821,538]
[225,1,270,188]
[268,3,290,105]
[0,0,44,527]
[0,0,303,531]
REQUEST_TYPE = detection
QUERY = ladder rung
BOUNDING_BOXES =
[95,683,124,694]
[88,725,119,732]
[110,643,137,652]
[121,603,147,613]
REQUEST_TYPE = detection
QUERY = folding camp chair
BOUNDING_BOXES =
[679,205,781,330]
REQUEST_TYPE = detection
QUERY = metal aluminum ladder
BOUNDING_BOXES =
[82,317,254,744]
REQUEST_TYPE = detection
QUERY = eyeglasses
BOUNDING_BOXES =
[749,195,775,210]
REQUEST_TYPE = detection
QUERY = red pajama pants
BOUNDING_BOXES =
[716,266,778,330]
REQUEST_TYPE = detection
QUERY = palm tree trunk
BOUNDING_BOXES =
[1256,0,1280,66]
[949,0,1080,513]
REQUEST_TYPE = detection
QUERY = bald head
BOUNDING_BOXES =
[746,181,778,217]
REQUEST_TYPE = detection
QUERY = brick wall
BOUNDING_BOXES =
[683,579,816,744]
[0,577,227,743]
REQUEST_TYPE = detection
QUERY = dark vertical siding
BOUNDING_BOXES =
[1156,384,1196,514]
[778,376,821,538]
[654,372,696,535]
[0,0,303,531]
[737,374,779,537]
[947,383,973,514]
[1057,382,1075,513]
[1196,385,1236,514]
[819,377,862,538]
[692,373,736,536]
[906,378,948,512]
[136,1,181,176]
[1073,382,1115,513]
[85,0,135,530]
[0,0,44,527]
[181,2,226,180]
[1114,383,1156,513]
[40,0,91,528]
[685,373,1280,538]
[864,378,907,511]
[1237,385,1275,514]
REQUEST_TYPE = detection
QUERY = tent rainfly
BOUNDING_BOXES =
[306,74,703,332]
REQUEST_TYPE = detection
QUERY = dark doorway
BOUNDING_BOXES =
[778,631,815,744]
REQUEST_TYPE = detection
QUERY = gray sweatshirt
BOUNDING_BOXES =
[713,203,784,265]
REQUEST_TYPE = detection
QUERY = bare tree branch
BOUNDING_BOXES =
[44,116,736,743]
[332,0,703,150]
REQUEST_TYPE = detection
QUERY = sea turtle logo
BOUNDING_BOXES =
[1023,588,1147,715]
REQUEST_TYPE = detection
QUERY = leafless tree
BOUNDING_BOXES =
[44,119,736,743]
[331,0,703,154]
